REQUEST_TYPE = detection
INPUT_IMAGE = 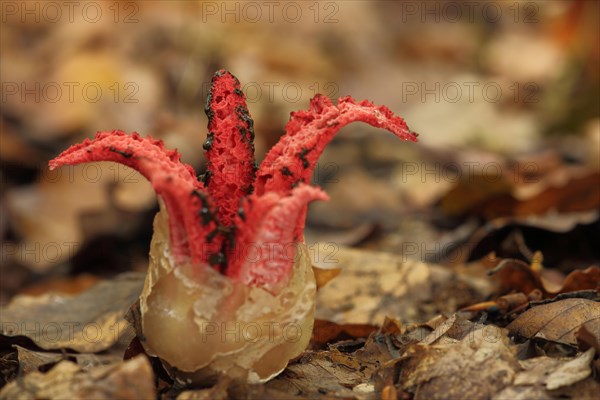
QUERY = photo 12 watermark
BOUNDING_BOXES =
[2,241,81,265]
[0,321,125,344]
[1,1,140,24]
[400,81,540,104]
[2,81,140,104]
[201,81,339,104]
[199,1,339,24]
[40,162,143,185]
[396,161,540,184]
[398,1,539,24]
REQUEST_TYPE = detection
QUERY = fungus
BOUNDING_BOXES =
[49,69,417,383]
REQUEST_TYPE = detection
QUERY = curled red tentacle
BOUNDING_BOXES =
[227,184,329,293]
[203,69,256,228]
[255,95,418,239]
[49,130,220,265]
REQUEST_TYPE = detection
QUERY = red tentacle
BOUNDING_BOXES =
[227,184,328,293]
[255,95,417,239]
[203,69,256,228]
[49,130,220,265]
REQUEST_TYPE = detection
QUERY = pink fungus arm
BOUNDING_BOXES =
[256,95,417,195]
[203,69,256,228]
[254,95,417,239]
[48,130,220,266]
[226,184,329,293]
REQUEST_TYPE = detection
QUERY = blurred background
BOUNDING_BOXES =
[1,0,599,305]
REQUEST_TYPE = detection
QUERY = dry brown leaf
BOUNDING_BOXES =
[577,319,600,352]
[0,355,155,400]
[265,349,378,399]
[439,174,514,219]
[559,267,600,293]
[451,209,599,267]
[0,273,143,352]
[0,123,45,167]
[19,274,100,297]
[398,327,519,400]
[308,168,408,229]
[489,258,600,297]
[305,223,377,248]
[5,164,153,272]
[420,314,459,345]
[312,265,342,289]
[439,168,600,219]
[507,298,600,347]
[504,348,596,393]
[14,345,63,375]
[176,375,230,400]
[314,244,489,325]
[314,244,431,325]
[545,348,595,390]
[311,319,378,349]
[488,258,543,295]
[515,172,600,216]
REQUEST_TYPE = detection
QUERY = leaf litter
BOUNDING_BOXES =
[2,2,600,398]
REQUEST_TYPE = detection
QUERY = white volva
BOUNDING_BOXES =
[139,207,316,383]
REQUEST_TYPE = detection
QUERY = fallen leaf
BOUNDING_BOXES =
[314,244,431,325]
[489,257,600,297]
[14,345,123,376]
[438,166,600,219]
[398,327,519,400]
[311,319,378,349]
[5,164,152,273]
[488,258,542,295]
[314,244,488,325]
[0,355,155,399]
[305,223,378,248]
[577,320,600,352]
[0,273,144,352]
[18,274,100,297]
[176,376,229,400]
[14,345,63,375]
[312,265,342,290]
[507,298,600,347]
[495,349,599,400]
[456,211,600,269]
[266,349,378,399]
[559,267,600,293]
[546,347,595,390]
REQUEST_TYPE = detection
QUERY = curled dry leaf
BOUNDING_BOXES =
[0,355,155,400]
[311,265,342,289]
[545,347,595,390]
[507,298,600,347]
[453,209,599,265]
[5,163,153,273]
[577,319,600,352]
[13,345,64,375]
[0,273,143,352]
[397,327,519,400]
[496,348,597,399]
[310,319,378,349]
[489,258,600,297]
[265,349,379,399]
[439,164,600,219]
[12,345,123,378]
[314,244,489,325]
[314,244,432,325]
[176,375,230,400]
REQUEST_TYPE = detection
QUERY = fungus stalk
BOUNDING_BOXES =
[49,70,417,383]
